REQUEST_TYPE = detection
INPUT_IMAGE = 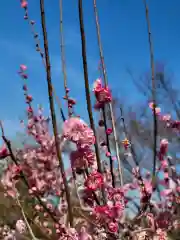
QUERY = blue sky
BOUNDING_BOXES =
[0,0,180,139]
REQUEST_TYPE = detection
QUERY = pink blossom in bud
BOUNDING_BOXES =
[149,102,154,109]
[43,221,48,227]
[106,151,111,157]
[107,222,118,233]
[55,223,60,229]
[155,107,161,114]
[34,205,41,211]
[27,106,33,113]
[26,95,33,102]
[93,78,112,105]
[16,219,26,234]
[30,20,35,25]
[160,160,168,169]
[164,172,169,179]
[68,98,76,105]
[0,145,9,159]
[106,128,113,135]
[162,114,171,121]
[46,203,53,210]
[21,1,28,8]
[85,171,103,191]
[56,229,60,234]
[31,186,37,192]
[159,139,168,157]
[20,64,27,71]
[28,189,33,194]
[23,84,27,91]
[62,117,95,148]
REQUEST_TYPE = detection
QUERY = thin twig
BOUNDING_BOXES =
[39,0,73,226]
[143,0,158,177]
[59,0,72,118]
[93,0,123,186]
[22,6,66,121]
[26,215,51,240]
[16,194,38,240]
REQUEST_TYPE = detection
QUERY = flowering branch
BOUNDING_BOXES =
[93,0,123,187]
[20,1,66,122]
[78,0,104,182]
[0,2,179,240]
[0,120,60,224]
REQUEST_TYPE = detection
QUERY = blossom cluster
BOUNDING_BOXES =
[0,3,179,238]
[0,69,179,239]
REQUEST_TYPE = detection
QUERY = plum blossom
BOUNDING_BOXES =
[15,220,26,234]
[0,145,9,159]
[85,172,103,191]
[93,79,112,108]
[62,118,95,148]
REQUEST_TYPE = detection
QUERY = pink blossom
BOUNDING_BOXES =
[21,1,28,8]
[106,128,113,135]
[143,180,153,194]
[106,151,111,157]
[20,64,27,71]
[162,114,171,121]
[160,160,168,169]
[0,66,179,239]
[107,222,118,233]
[16,220,26,234]
[30,20,35,25]
[149,102,154,109]
[62,118,95,148]
[70,148,95,169]
[108,188,124,201]
[155,107,161,114]
[0,145,9,159]
[159,139,168,160]
[85,172,103,191]
[93,79,112,106]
